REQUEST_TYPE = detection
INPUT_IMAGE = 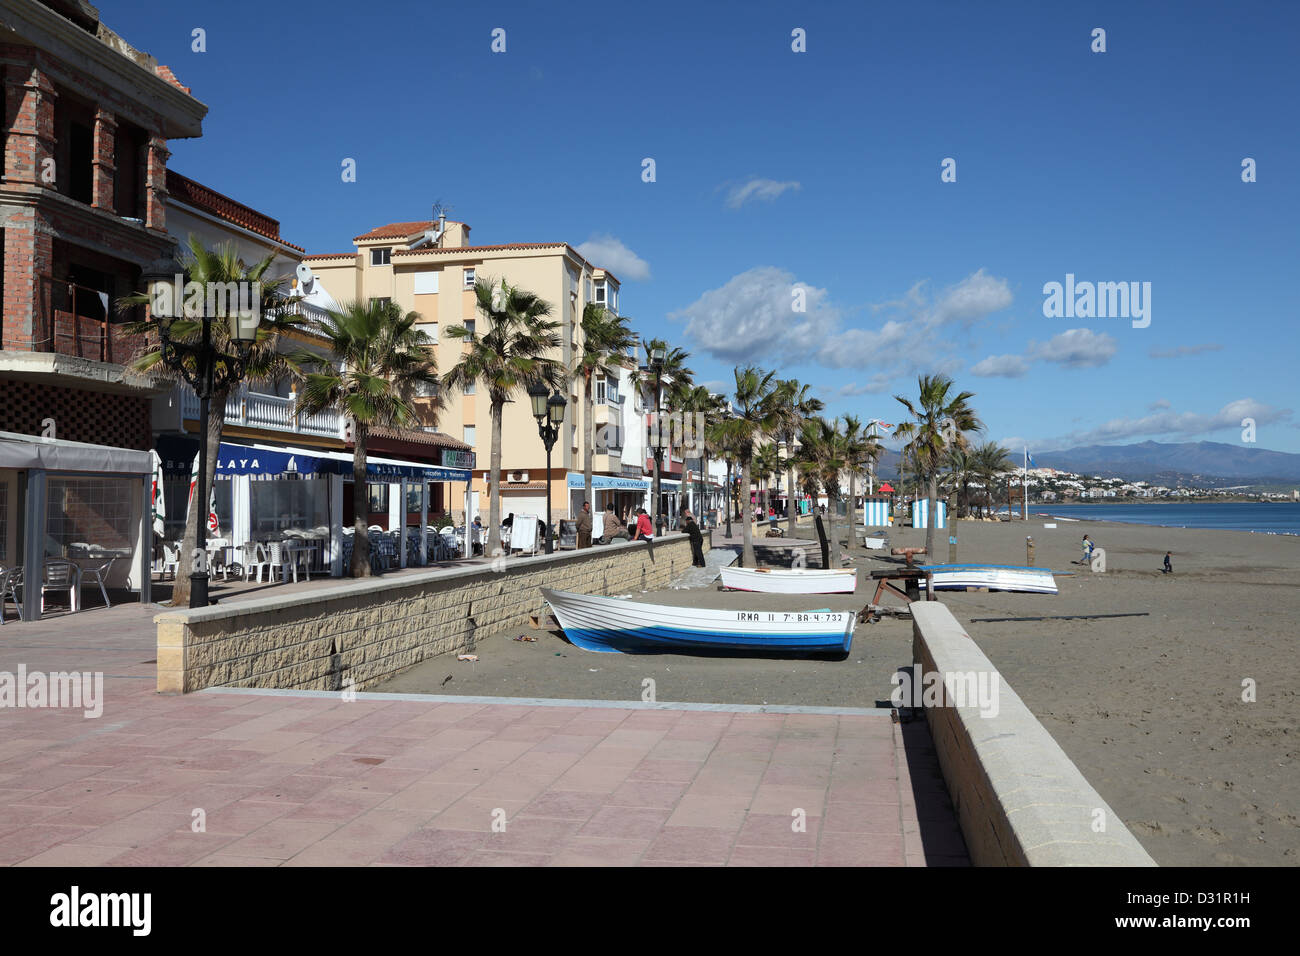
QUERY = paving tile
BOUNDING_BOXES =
[642,826,736,864]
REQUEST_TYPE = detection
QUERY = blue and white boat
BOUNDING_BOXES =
[921,564,1058,594]
[540,588,856,655]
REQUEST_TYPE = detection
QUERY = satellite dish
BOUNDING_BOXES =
[295,262,314,290]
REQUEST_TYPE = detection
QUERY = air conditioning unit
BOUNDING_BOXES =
[507,471,529,483]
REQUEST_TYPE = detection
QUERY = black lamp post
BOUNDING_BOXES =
[528,381,566,554]
[142,251,258,608]
[648,345,666,535]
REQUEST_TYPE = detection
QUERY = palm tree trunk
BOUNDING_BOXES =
[740,457,755,567]
[847,470,858,540]
[724,461,733,538]
[583,369,594,513]
[350,424,371,577]
[785,433,797,537]
[926,474,938,558]
[487,400,503,556]
[174,387,228,605]
[826,486,841,569]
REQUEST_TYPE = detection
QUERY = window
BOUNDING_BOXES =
[463,319,475,335]
[371,248,391,266]
[463,425,476,447]
[367,483,388,513]
[464,380,476,395]
[594,281,606,303]
[369,297,391,311]
[423,322,438,342]
[413,271,439,294]
[595,377,607,404]
[609,286,618,313]
[463,268,476,289]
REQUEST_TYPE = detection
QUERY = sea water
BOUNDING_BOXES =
[1036,502,1300,535]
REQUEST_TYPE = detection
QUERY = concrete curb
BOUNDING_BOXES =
[910,601,1156,867]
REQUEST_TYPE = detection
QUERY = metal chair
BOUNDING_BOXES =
[41,559,81,614]
[0,567,21,624]
[79,560,113,609]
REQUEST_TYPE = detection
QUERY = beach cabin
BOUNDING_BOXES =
[863,495,892,527]
[911,499,947,529]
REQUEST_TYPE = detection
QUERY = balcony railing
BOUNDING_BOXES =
[33,278,145,364]
[178,384,342,439]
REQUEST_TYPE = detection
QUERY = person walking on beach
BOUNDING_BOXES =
[576,501,593,549]
[1163,551,1173,574]
[601,504,628,544]
[1081,534,1094,565]
[682,509,706,567]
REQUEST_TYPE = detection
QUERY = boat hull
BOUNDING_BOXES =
[719,567,858,594]
[921,564,1058,594]
[541,588,856,655]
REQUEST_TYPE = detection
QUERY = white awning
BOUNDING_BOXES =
[0,430,152,474]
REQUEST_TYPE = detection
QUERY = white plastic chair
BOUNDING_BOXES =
[161,542,181,581]
[237,541,270,583]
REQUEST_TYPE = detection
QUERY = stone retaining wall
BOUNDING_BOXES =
[156,534,698,695]
[910,601,1156,866]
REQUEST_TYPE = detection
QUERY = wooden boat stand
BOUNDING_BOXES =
[859,548,934,623]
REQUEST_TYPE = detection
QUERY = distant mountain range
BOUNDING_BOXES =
[873,440,1300,486]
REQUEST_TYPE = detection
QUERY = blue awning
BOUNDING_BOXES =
[213,441,472,482]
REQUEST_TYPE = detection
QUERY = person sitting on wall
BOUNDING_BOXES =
[600,504,629,544]
[633,508,654,541]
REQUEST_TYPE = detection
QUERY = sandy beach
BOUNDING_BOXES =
[375,515,1299,866]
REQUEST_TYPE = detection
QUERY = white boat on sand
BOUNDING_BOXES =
[541,588,855,655]
[720,566,858,594]
[920,564,1058,594]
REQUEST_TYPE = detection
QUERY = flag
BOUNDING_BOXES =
[149,449,166,537]
[1028,453,1037,469]
[186,452,219,537]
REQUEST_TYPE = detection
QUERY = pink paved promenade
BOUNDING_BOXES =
[0,605,967,866]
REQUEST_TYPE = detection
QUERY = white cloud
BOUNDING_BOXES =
[1148,343,1223,359]
[1149,398,1171,410]
[1044,398,1292,447]
[1028,328,1117,368]
[724,178,802,209]
[575,234,651,281]
[971,354,1030,378]
[672,266,838,364]
[839,377,892,397]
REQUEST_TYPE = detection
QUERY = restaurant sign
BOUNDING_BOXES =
[442,448,475,470]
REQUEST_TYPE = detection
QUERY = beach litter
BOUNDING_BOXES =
[513,635,537,642]
[457,654,479,662]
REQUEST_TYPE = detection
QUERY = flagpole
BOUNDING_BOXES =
[1023,447,1028,520]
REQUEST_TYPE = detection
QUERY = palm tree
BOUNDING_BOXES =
[893,374,983,558]
[714,366,780,567]
[752,442,782,520]
[841,415,881,538]
[573,304,638,511]
[637,338,692,531]
[292,300,440,576]
[941,445,976,518]
[773,379,825,536]
[793,416,849,568]
[442,278,564,557]
[679,386,726,521]
[971,441,1013,518]
[122,235,298,604]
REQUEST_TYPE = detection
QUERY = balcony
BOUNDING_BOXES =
[32,278,146,365]
[178,384,342,439]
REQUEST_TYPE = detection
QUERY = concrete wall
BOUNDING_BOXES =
[910,601,1156,867]
[156,533,700,695]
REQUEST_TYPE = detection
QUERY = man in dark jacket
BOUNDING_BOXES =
[576,501,593,549]
[682,509,706,567]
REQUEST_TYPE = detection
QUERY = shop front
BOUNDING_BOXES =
[566,472,650,524]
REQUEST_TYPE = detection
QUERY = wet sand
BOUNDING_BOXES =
[375,515,1299,866]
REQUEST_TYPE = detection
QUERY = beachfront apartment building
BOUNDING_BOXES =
[302,215,628,522]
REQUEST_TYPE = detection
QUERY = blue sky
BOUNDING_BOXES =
[113,0,1299,452]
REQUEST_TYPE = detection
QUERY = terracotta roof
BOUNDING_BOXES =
[392,242,568,257]
[365,426,471,451]
[302,253,355,261]
[155,64,190,94]
[353,220,468,242]
[166,170,304,252]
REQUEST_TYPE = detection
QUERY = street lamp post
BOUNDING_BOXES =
[648,345,666,535]
[528,381,566,554]
[142,252,258,609]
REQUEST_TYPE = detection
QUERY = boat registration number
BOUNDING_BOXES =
[737,612,841,623]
